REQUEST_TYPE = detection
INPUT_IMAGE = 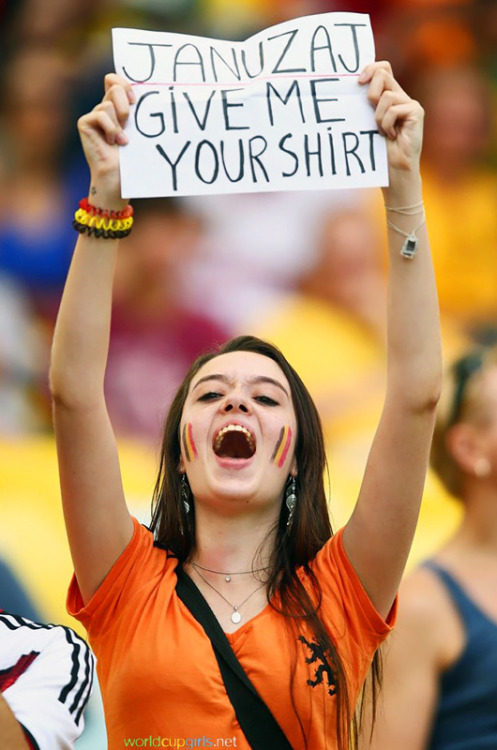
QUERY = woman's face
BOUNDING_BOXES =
[473,367,497,476]
[179,350,298,516]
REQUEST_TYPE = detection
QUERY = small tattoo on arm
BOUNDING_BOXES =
[90,186,97,195]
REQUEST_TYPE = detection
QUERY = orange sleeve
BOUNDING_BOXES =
[309,528,397,684]
[66,517,176,640]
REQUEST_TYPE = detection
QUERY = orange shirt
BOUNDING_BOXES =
[68,518,395,749]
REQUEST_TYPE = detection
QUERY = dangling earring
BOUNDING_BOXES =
[181,474,191,514]
[286,476,297,526]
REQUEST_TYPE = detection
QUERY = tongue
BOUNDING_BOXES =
[215,431,254,459]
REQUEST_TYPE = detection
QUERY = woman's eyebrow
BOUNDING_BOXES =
[248,376,289,397]
[191,374,228,392]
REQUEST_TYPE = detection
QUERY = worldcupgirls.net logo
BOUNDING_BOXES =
[123,737,237,748]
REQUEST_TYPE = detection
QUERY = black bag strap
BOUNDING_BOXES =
[175,567,293,750]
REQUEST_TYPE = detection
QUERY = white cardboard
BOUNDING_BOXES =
[112,13,388,198]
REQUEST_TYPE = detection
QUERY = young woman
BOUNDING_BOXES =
[50,61,442,750]
[365,346,497,750]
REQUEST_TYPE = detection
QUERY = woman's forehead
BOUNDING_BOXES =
[191,350,290,390]
[480,366,497,403]
[462,365,497,419]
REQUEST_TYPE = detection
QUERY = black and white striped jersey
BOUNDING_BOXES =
[0,611,94,750]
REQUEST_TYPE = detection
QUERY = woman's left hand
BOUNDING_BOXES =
[359,61,424,177]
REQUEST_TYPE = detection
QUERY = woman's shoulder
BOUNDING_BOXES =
[67,517,179,632]
[308,529,397,637]
[400,564,457,623]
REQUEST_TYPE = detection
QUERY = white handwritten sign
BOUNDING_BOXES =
[112,13,388,198]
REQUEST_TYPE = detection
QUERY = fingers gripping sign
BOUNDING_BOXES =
[77,74,135,207]
[359,61,424,174]
[102,75,135,126]
[358,61,426,259]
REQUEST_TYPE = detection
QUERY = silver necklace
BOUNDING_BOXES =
[190,563,267,624]
[191,560,270,583]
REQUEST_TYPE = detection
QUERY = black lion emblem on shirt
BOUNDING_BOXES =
[298,635,337,696]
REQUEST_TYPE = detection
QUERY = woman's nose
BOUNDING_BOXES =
[223,400,249,414]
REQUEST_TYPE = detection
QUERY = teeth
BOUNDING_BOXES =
[214,424,255,453]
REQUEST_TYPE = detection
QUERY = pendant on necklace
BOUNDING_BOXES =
[231,610,242,624]
[225,575,231,582]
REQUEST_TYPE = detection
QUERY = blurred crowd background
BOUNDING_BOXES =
[1,0,497,745]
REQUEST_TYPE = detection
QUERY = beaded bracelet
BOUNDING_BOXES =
[73,198,134,239]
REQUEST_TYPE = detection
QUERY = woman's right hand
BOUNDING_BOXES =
[77,73,135,208]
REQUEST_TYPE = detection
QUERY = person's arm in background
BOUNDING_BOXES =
[360,569,449,750]
[0,694,29,749]
[0,612,95,750]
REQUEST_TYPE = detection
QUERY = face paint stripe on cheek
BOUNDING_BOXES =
[182,423,192,462]
[187,422,198,459]
[272,426,293,468]
[277,427,293,468]
[271,427,284,463]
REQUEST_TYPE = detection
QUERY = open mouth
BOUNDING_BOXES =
[213,424,256,459]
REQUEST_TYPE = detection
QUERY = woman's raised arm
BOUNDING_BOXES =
[342,62,443,618]
[50,75,136,604]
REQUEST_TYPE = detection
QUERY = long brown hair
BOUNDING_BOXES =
[151,334,379,749]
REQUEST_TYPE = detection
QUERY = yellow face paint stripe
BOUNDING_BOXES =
[186,422,198,460]
[182,423,192,462]
[182,423,198,462]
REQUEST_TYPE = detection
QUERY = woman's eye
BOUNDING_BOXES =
[198,392,222,402]
[255,395,278,406]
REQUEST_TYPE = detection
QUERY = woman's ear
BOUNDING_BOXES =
[290,457,298,478]
[445,423,485,475]
[178,455,186,474]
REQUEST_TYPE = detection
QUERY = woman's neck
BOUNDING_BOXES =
[191,504,279,573]
[450,483,497,553]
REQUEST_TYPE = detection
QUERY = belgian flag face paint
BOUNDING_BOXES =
[182,422,198,462]
[271,426,293,468]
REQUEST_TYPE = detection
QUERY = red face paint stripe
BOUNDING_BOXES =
[182,423,192,462]
[273,426,289,465]
[187,423,198,459]
[277,426,292,468]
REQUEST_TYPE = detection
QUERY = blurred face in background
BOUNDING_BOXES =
[300,207,385,317]
[3,49,70,168]
[465,366,497,479]
[419,67,495,174]
[113,203,202,308]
